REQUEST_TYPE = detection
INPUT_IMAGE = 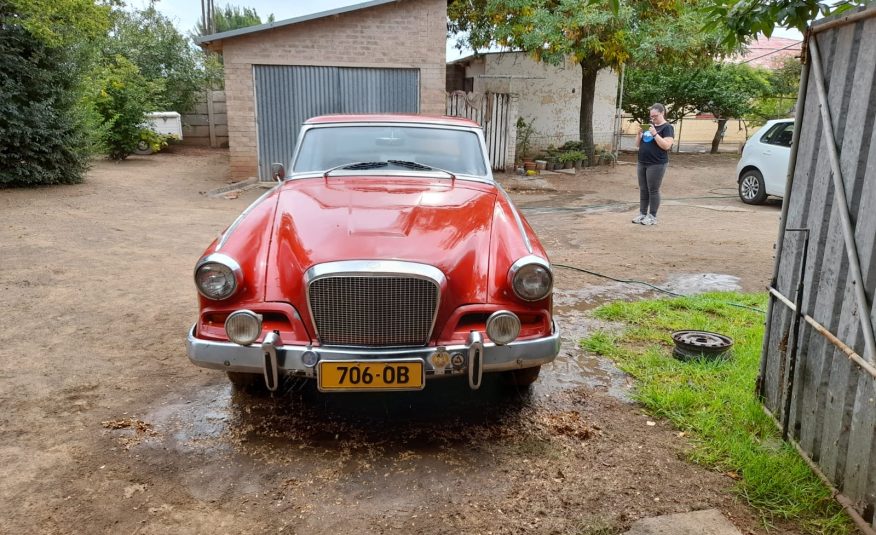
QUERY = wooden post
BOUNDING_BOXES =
[207,90,217,148]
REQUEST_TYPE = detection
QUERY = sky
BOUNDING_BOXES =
[135,0,805,61]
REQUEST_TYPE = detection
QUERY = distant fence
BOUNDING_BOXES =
[616,114,756,153]
[181,90,228,148]
[446,91,516,171]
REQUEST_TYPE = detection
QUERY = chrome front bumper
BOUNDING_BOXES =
[186,322,560,389]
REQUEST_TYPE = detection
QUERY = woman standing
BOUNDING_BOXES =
[633,103,674,225]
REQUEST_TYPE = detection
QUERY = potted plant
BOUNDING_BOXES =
[558,150,586,169]
[515,117,535,169]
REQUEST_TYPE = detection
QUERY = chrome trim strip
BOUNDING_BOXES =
[316,359,426,392]
[216,185,278,251]
[304,260,446,285]
[508,255,553,302]
[304,260,446,347]
[193,253,244,300]
[186,322,560,376]
[495,183,533,254]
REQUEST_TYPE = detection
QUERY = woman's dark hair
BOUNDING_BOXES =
[650,103,666,114]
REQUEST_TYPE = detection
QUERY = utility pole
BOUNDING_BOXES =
[201,0,215,34]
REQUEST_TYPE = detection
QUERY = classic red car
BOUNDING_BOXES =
[186,115,559,392]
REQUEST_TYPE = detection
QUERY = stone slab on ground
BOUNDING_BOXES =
[623,509,743,535]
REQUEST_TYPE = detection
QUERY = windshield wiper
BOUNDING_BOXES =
[323,161,388,178]
[387,160,432,171]
[388,160,456,180]
[343,161,389,170]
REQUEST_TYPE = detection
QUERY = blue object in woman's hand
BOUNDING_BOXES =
[642,131,654,143]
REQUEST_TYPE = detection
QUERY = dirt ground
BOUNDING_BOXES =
[0,147,795,534]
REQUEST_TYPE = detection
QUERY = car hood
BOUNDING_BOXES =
[264,176,496,305]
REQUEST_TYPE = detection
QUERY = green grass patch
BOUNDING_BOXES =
[582,292,852,534]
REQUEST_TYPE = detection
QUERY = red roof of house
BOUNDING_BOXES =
[734,36,803,68]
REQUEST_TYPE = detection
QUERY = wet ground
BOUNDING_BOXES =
[0,148,794,534]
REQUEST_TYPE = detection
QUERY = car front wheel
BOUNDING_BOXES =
[226,371,264,390]
[738,169,768,204]
[503,365,541,387]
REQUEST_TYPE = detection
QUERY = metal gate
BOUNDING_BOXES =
[254,65,419,180]
[446,91,512,171]
[758,6,876,532]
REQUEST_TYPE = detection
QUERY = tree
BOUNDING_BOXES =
[449,0,726,165]
[746,55,802,125]
[702,0,867,47]
[196,4,274,36]
[90,56,164,160]
[1,0,110,186]
[686,63,771,152]
[105,5,204,113]
[622,65,701,124]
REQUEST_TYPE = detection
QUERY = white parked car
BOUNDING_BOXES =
[736,119,794,204]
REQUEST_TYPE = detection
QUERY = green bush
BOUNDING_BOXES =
[137,129,177,154]
[0,5,90,186]
[91,56,163,160]
[558,150,586,163]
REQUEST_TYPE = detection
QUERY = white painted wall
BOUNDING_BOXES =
[465,53,618,153]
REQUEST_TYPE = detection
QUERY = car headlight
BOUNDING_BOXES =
[194,254,242,300]
[225,310,262,345]
[486,311,521,345]
[509,256,553,301]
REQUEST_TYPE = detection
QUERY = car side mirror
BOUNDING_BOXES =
[271,163,285,181]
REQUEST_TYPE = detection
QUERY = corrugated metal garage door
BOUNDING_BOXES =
[254,65,419,179]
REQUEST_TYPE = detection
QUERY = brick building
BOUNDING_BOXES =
[196,0,447,180]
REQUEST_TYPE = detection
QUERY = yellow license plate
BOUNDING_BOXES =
[317,360,425,392]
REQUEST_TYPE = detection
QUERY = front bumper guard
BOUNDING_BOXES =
[186,323,560,391]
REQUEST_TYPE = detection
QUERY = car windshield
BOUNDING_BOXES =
[292,125,488,176]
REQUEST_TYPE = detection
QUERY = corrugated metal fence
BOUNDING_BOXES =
[253,65,419,180]
[759,6,876,531]
[446,91,514,171]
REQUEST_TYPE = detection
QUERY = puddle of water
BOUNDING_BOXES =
[135,272,742,466]
[544,273,743,401]
[661,273,741,295]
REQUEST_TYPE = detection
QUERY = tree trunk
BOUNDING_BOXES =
[711,118,728,154]
[578,61,600,167]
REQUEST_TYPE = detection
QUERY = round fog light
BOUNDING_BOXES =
[486,311,521,345]
[225,310,262,346]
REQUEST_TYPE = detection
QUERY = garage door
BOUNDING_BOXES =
[254,65,420,180]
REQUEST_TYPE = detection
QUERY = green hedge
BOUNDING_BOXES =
[0,4,89,186]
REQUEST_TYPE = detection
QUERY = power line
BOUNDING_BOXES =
[739,40,802,65]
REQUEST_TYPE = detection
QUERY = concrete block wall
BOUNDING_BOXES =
[217,0,447,180]
[467,53,619,152]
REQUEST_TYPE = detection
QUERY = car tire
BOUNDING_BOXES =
[133,140,153,155]
[503,365,541,387]
[226,371,264,390]
[738,169,768,205]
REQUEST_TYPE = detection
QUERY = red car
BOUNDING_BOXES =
[186,115,559,393]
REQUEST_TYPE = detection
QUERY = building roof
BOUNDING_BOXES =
[734,36,803,68]
[195,0,402,45]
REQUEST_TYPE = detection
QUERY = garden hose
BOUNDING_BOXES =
[552,263,766,314]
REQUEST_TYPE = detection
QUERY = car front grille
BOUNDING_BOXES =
[308,276,439,347]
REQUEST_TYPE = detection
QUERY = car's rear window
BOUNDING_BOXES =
[293,125,488,176]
